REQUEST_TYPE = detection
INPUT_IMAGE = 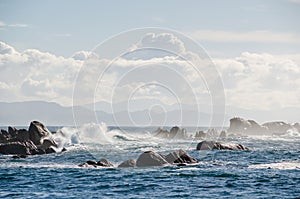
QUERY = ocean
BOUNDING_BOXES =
[1,124,300,198]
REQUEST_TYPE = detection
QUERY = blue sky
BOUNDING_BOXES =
[1,0,299,57]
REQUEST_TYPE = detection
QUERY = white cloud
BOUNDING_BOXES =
[214,52,300,110]
[189,30,300,43]
[0,21,29,29]
[1,35,299,113]
[8,24,28,28]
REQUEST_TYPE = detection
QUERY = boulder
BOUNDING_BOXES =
[96,158,114,167]
[170,126,187,139]
[28,121,50,145]
[153,127,170,138]
[165,149,198,164]
[196,141,249,150]
[0,140,38,155]
[136,151,169,167]
[118,159,136,168]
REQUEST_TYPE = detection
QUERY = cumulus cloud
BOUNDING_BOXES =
[0,34,299,113]
[214,52,300,109]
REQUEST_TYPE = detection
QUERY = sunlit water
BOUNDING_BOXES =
[1,124,300,198]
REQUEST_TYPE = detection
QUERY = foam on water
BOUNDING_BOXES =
[249,162,300,170]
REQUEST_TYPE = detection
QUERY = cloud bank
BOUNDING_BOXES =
[0,32,299,112]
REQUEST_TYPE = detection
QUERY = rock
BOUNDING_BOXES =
[12,154,28,159]
[61,147,67,152]
[196,141,249,150]
[153,126,188,139]
[15,129,30,142]
[118,159,136,168]
[262,121,293,135]
[86,160,97,165]
[195,131,206,139]
[219,130,227,138]
[165,149,198,164]
[170,126,187,139]
[0,129,10,142]
[0,140,38,155]
[97,158,114,167]
[8,126,18,137]
[153,127,170,138]
[28,121,50,145]
[228,117,268,135]
[136,151,169,167]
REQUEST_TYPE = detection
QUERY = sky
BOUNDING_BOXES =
[0,0,300,122]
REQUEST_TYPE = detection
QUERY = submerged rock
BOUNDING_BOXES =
[196,141,249,150]
[136,151,169,167]
[118,159,136,168]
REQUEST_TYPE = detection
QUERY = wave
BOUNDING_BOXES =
[52,123,153,149]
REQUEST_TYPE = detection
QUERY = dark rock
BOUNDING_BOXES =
[165,149,198,164]
[45,147,56,154]
[196,141,249,150]
[136,151,169,167]
[96,158,114,167]
[61,147,67,152]
[12,154,28,159]
[8,126,18,137]
[118,159,136,168]
[86,160,97,165]
[177,163,187,166]
[0,140,38,155]
[28,121,50,145]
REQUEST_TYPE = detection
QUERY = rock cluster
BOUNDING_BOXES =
[79,149,198,168]
[153,126,187,139]
[228,117,299,135]
[0,121,60,156]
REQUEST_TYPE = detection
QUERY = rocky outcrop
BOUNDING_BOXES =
[118,159,136,168]
[228,117,268,135]
[196,141,249,150]
[0,140,38,155]
[153,126,188,139]
[0,121,58,156]
[227,117,299,135]
[262,121,293,135]
[28,121,51,145]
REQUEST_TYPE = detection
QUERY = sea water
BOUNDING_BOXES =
[0,124,300,198]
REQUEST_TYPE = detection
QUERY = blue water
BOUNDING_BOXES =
[1,125,300,198]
